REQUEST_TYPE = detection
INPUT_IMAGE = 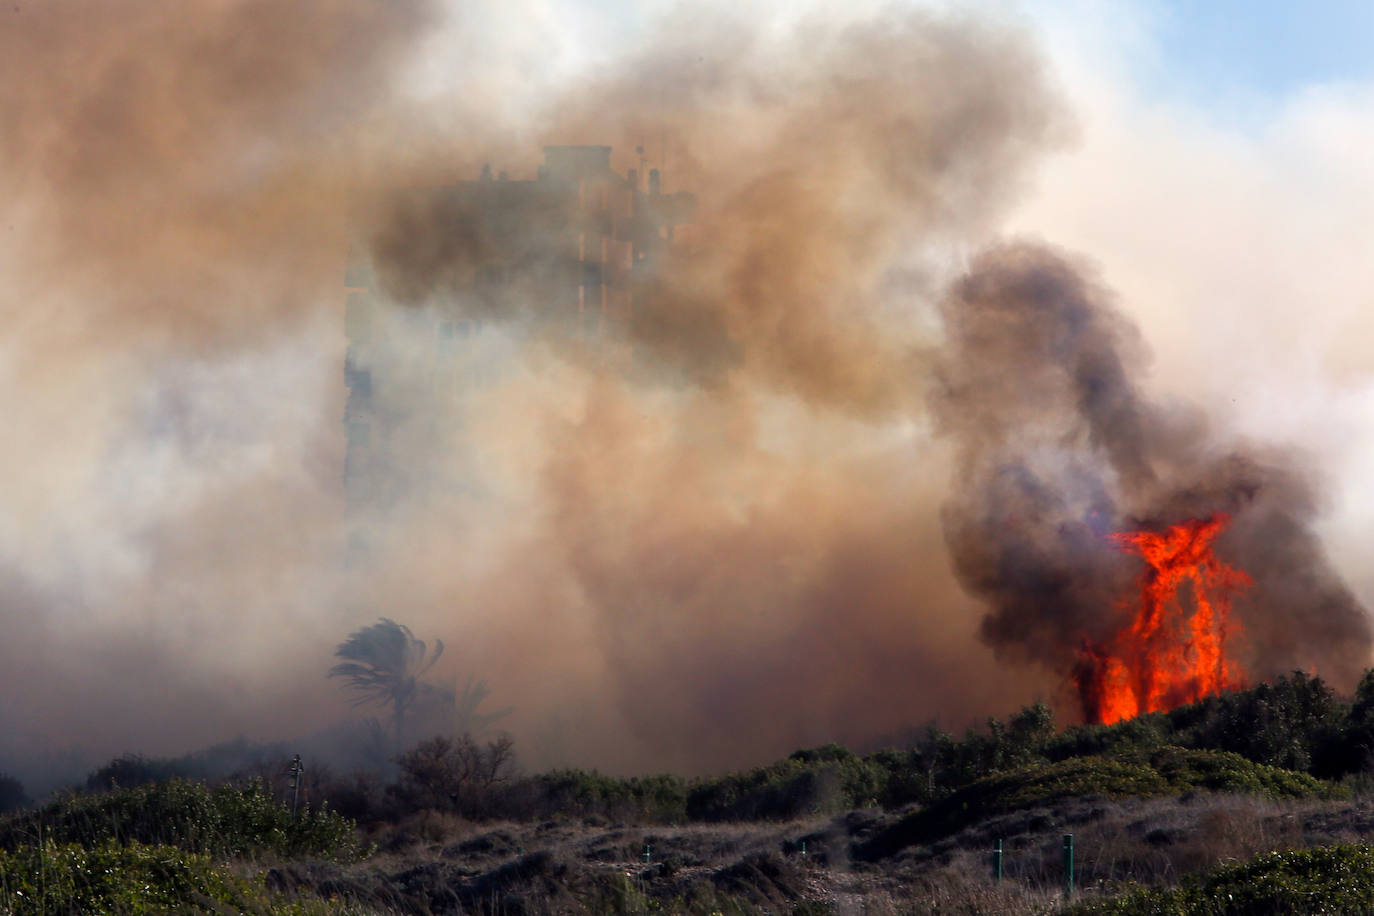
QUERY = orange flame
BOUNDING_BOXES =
[1075,514,1251,725]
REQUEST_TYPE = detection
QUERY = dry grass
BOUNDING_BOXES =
[878,793,1374,913]
[232,794,1374,914]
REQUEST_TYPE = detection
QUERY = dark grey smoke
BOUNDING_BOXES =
[936,242,1373,708]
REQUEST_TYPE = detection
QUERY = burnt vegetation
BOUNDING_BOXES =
[11,672,1374,912]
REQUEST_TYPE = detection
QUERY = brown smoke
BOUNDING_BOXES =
[365,10,1059,415]
[0,0,436,353]
[0,0,439,787]
[2,0,1365,792]
[350,9,1066,771]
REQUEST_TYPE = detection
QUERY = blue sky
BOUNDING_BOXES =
[1144,0,1374,107]
[574,1,1374,120]
[412,0,1374,131]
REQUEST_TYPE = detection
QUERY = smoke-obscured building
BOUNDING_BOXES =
[343,146,694,554]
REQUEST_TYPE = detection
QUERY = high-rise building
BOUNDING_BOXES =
[343,146,694,554]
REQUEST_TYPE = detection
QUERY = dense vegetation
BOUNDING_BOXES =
[857,746,1343,862]
[32,670,1368,829]
[424,670,1371,828]
[0,839,361,916]
[0,779,364,861]
[0,780,366,914]
[6,669,1374,912]
[1068,844,1374,915]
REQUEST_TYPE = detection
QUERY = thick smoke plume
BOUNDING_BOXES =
[1,0,436,348]
[935,243,1373,703]
[0,0,1368,791]
[367,11,1055,416]
[0,0,441,788]
[351,9,1065,772]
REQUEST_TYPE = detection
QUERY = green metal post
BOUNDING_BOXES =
[992,838,1002,882]
[1062,834,1074,897]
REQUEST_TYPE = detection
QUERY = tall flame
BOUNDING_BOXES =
[1075,514,1251,725]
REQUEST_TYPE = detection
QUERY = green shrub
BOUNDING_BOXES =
[505,770,690,823]
[859,755,1169,859]
[0,778,364,862]
[1046,715,1172,763]
[1169,672,1347,777]
[1138,746,1344,800]
[862,704,1057,808]
[0,838,378,915]
[1068,843,1374,915]
[85,753,205,791]
[686,748,885,821]
[1043,671,1374,782]
[858,747,1343,860]
[0,839,264,915]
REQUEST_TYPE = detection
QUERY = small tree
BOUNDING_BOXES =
[1005,701,1055,767]
[330,618,444,748]
[392,734,517,816]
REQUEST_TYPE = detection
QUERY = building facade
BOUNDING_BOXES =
[343,146,694,554]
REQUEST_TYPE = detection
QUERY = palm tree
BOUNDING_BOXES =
[329,618,444,747]
[453,675,513,736]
